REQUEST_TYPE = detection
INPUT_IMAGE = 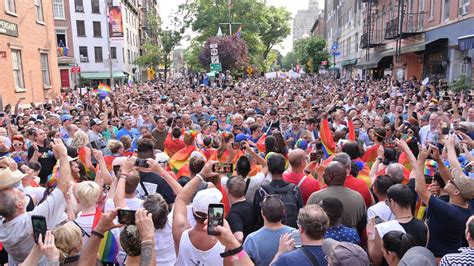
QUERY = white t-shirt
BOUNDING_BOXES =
[175,229,225,266]
[154,220,176,266]
[22,186,46,203]
[367,201,394,222]
[245,172,272,204]
[74,213,95,250]
[104,197,143,212]
[0,188,67,265]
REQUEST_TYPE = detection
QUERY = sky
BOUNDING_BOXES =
[159,0,324,54]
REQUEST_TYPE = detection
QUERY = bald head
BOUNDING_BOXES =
[288,149,307,170]
[323,161,347,186]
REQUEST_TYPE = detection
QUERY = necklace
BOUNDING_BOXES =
[396,215,413,220]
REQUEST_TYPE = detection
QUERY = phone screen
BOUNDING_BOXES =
[118,210,136,225]
[207,203,224,235]
[291,229,302,248]
[113,165,121,176]
[212,163,233,174]
[135,158,149,168]
[31,215,47,244]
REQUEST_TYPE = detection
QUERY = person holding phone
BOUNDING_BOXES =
[0,139,72,265]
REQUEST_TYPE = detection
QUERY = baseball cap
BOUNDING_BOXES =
[451,169,474,199]
[235,133,248,142]
[295,139,308,150]
[322,238,370,266]
[270,109,278,115]
[90,118,103,127]
[60,114,73,122]
[399,246,435,266]
[0,167,24,190]
[192,188,223,216]
[376,104,384,109]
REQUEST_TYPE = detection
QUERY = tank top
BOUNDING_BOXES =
[175,229,225,266]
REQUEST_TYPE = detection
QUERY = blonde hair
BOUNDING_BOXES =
[52,222,83,262]
[107,139,124,154]
[74,181,100,207]
[71,130,89,148]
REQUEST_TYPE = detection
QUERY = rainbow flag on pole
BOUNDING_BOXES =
[96,83,111,100]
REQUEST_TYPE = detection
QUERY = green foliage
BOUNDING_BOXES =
[281,51,297,71]
[134,42,161,67]
[449,74,472,92]
[294,36,330,73]
[178,0,291,69]
[184,39,205,72]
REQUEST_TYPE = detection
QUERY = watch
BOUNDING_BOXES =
[220,245,243,258]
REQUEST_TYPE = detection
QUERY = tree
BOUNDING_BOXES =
[199,36,249,72]
[281,51,297,71]
[184,39,205,72]
[160,30,182,80]
[294,37,330,73]
[178,0,291,70]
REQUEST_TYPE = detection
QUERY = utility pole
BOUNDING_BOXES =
[219,0,241,36]
[105,0,114,89]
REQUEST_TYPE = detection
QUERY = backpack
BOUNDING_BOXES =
[258,183,300,228]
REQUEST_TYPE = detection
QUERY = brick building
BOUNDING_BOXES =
[0,0,61,105]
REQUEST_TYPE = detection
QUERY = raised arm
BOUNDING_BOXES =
[92,149,112,185]
[445,135,463,174]
[51,139,72,194]
[147,159,182,196]
[369,146,385,183]
[415,145,431,205]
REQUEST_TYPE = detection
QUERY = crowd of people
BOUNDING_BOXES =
[0,73,473,266]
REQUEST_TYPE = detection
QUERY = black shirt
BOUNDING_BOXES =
[27,145,57,185]
[227,200,256,241]
[136,172,176,204]
[400,218,428,247]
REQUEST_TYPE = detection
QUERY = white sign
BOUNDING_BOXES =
[210,43,218,49]
[210,48,219,56]
[211,56,220,64]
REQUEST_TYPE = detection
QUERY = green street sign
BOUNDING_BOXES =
[210,63,222,72]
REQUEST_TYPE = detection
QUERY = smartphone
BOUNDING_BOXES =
[117,209,136,225]
[232,142,245,150]
[90,141,99,149]
[207,203,224,236]
[309,151,323,162]
[135,158,149,168]
[374,216,384,224]
[31,215,47,244]
[212,163,233,174]
[113,165,121,177]
[291,229,302,248]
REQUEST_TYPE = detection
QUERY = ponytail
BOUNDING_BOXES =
[382,231,416,259]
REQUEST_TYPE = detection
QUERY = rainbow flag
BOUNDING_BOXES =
[96,83,111,100]
[347,120,355,141]
[354,158,371,187]
[46,161,60,188]
[256,133,267,153]
[361,144,380,165]
[319,118,336,156]
[169,145,196,173]
[92,209,118,263]
[127,74,133,87]
[79,147,96,180]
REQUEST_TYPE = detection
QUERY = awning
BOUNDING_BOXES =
[341,59,358,66]
[400,38,444,54]
[458,34,474,51]
[80,71,127,80]
[356,50,394,69]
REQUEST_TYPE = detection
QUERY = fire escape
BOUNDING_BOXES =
[385,0,425,62]
[361,0,383,61]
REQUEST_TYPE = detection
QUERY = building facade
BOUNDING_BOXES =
[70,0,140,86]
[54,0,76,90]
[293,0,320,43]
[0,0,61,105]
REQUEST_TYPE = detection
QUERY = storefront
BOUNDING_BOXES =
[341,59,357,79]
[423,39,448,80]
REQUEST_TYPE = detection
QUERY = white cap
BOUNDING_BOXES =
[192,188,223,215]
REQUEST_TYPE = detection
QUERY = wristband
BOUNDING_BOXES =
[91,230,104,239]
[230,250,247,262]
[141,240,153,245]
[376,157,383,162]
[220,245,243,258]
[196,174,205,182]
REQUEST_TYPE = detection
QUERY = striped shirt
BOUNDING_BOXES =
[439,247,474,266]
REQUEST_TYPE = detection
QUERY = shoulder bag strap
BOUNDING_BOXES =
[297,175,308,187]
[140,182,149,196]
[72,220,90,238]
[301,246,320,266]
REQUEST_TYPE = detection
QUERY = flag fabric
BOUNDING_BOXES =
[127,74,133,87]
[354,158,371,187]
[79,147,96,180]
[319,118,336,156]
[361,144,380,164]
[256,133,267,153]
[91,208,119,263]
[347,120,355,141]
[169,145,196,173]
[235,25,242,38]
[95,83,111,100]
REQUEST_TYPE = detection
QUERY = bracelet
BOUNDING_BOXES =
[91,230,104,239]
[196,174,205,183]
[141,240,153,246]
[376,157,383,162]
[220,245,243,258]
[230,249,247,262]
[119,174,128,179]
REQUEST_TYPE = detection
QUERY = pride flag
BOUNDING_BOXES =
[319,118,336,156]
[92,209,119,263]
[256,133,267,153]
[169,145,196,173]
[96,83,111,100]
[79,147,96,180]
[127,74,133,87]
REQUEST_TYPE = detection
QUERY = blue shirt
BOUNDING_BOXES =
[116,127,141,150]
[273,245,327,266]
[325,224,360,245]
[243,226,294,266]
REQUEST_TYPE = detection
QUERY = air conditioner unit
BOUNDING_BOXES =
[76,5,84,12]
[80,56,88,62]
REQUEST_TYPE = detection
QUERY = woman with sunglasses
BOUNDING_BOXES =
[10,135,28,164]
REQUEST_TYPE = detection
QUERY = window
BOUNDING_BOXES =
[5,0,16,13]
[35,0,44,23]
[40,53,51,87]
[93,21,101,37]
[79,46,88,62]
[442,0,450,21]
[122,48,125,63]
[11,49,24,89]
[94,46,103,62]
[56,29,67,47]
[355,33,358,51]
[459,0,470,16]
[76,20,86,36]
[91,0,100,14]
[111,47,117,59]
[75,0,84,12]
[53,0,65,19]
[127,49,131,63]
[429,0,435,19]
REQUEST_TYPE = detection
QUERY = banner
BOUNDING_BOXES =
[108,6,124,38]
